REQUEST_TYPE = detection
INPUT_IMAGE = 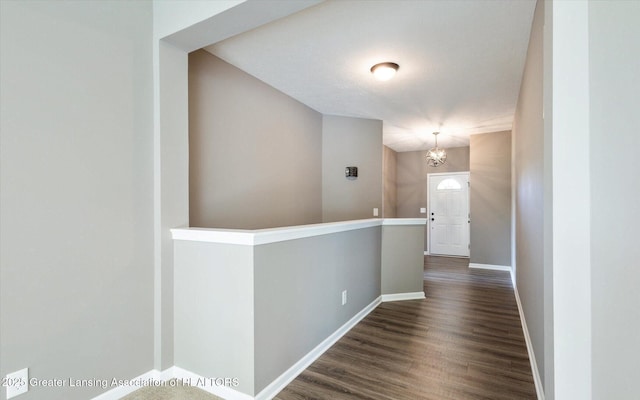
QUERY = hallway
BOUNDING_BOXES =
[275,256,536,399]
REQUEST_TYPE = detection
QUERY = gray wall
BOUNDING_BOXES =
[589,1,640,398]
[322,115,383,222]
[381,225,425,295]
[469,131,512,266]
[383,146,397,218]
[513,0,547,391]
[173,241,255,394]
[397,146,470,250]
[188,50,323,229]
[0,2,154,400]
[254,227,381,393]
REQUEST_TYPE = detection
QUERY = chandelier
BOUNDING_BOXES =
[426,132,447,167]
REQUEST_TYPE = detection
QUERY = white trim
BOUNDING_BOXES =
[171,219,380,245]
[171,218,426,245]
[425,171,471,177]
[381,292,426,302]
[157,367,174,382]
[100,295,377,400]
[90,369,163,400]
[171,366,253,400]
[381,218,427,226]
[431,254,469,259]
[171,227,256,245]
[513,284,545,400]
[94,285,545,400]
[468,263,512,272]
[254,296,381,400]
[470,265,542,399]
[253,220,379,245]
[424,250,430,255]
[92,366,254,400]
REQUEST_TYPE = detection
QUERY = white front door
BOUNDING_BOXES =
[428,172,470,257]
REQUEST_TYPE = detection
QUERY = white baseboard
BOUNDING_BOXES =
[91,366,253,400]
[90,369,163,400]
[170,366,253,400]
[471,264,542,398]
[381,292,425,302]
[157,367,174,382]
[173,294,379,400]
[91,297,382,400]
[92,286,540,400]
[513,284,545,400]
[468,263,512,272]
[254,296,381,400]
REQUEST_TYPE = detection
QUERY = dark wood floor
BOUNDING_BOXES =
[275,256,536,400]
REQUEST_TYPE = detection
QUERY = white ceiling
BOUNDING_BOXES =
[204,0,536,152]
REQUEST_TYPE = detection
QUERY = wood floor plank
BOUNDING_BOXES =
[275,256,536,400]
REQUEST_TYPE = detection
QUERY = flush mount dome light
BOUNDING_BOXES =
[370,62,399,81]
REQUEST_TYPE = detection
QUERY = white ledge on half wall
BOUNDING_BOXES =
[170,218,427,245]
[381,218,428,226]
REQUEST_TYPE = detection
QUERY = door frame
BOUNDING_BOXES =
[426,171,470,257]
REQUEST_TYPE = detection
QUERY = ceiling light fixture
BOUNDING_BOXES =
[370,62,399,81]
[426,132,447,167]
